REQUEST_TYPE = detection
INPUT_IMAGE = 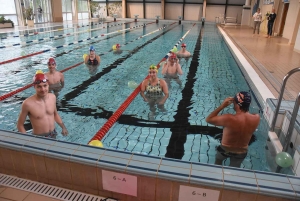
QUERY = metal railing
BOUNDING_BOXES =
[270,67,300,131]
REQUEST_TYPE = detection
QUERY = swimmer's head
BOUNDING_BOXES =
[181,43,186,47]
[89,46,95,51]
[47,57,56,65]
[169,52,177,60]
[234,91,251,112]
[149,64,158,73]
[116,44,121,48]
[33,70,48,85]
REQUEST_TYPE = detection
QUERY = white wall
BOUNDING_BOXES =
[145,3,161,19]
[165,3,183,20]
[206,5,225,22]
[294,24,300,52]
[226,6,243,24]
[283,0,299,40]
[126,3,143,18]
[184,4,203,21]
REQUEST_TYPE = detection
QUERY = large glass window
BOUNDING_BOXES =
[78,0,89,20]
[0,0,18,25]
[62,0,72,21]
[23,0,52,24]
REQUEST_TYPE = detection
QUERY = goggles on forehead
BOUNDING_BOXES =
[34,79,48,85]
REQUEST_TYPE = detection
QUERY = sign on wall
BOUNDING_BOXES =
[178,185,220,201]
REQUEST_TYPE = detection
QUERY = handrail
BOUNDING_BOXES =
[283,92,300,152]
[270,67,300,132]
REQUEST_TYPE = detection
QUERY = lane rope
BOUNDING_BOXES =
[0,22,169,102]
[0,21,148,66]
[0,22,127,48]
[0,20,114,40]
[88,23,196,143]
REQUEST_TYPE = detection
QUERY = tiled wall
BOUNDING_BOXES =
[264,98,300,176]
[0,130,299,201]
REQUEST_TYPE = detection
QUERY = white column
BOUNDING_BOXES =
[241,0,251,25]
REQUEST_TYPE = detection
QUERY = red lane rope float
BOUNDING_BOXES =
[0,51,45,65]
[0,62,83,101]
[89,23,196,143]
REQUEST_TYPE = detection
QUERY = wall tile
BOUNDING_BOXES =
[57,160,72,185]
[70,162,85,187]
[238,191,257,201]
[155,178,172,201]
[138,175,156,201]
[83,165,98,190]
[32,155,47,181]
[98,189,113,198]
[10,150,26,177]
[0,148,14,172]
[292,151,300,175]
[221,189,239,201]
[21,152,36,177]
[44,157,60,181]
[256,194,277,201]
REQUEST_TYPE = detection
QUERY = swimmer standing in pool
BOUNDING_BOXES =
[162,52,183,88]
[17,70,68,139]
[206,92,260,167]
[45,57,64,97]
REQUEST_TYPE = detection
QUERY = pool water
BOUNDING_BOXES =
[0,21,292,174]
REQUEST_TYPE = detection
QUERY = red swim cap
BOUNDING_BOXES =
[48,57,56,65]
[33,70,48,84]
[169,52,177,59]
[181,43,186,47]
[116,44,121,48]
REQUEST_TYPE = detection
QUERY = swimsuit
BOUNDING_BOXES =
[38,129,58,139]
[146,79,163,98]
[215,145,247,167]
[87,56,99,65]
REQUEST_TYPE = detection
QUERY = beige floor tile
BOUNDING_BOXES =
[23,193,60,201]
[0,187,6,195]
[0,198,14,201]
[0,188,30,201]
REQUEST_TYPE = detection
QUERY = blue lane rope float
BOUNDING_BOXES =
[0,22,129,49]
[0,21,154,65]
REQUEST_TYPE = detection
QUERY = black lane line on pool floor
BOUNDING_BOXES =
[164,24,204,160]
[59,24,178,103]
[8,22,149,75]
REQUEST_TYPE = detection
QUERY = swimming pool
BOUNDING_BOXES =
[0,20,292,174]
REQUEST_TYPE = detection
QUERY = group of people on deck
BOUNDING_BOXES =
[17,40,260,168]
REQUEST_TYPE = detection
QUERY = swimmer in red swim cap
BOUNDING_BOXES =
[44,57,65,97]
[17,70,68,138]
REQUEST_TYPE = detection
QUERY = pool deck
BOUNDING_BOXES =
[220,25,300,101]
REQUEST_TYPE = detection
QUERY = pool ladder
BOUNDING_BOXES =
[270,67,300,152]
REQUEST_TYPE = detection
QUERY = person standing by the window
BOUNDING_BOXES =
[37,5,43,22]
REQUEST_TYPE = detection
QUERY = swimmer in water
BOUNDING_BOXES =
[17,70,68,139]
[162,52,183,89]
[140,65,169,120]
[84,46,101,65]
[176,43,191,58]
[44,57,64,97]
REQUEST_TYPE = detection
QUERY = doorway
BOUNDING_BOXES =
[279,3,289,36]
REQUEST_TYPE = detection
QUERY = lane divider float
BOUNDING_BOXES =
[88,23,197,144]
[0,22,127,48]
[0,22,169,102]
[0,21,148,66]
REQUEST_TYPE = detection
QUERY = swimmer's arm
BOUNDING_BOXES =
[206,97,234,126]
[17,102,29,133]
[161,64,167,75]
[177,64,183,75]
[96,55,101,63]
[84,55,89,64]
[140,81,147,101]
[61,73,65,88]
[160,80,169,104]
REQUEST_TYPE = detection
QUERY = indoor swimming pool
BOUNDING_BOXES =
[0,20,292,174]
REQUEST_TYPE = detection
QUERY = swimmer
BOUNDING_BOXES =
[45,57,64,97]
[140,65,169,120]
[113,43,123,54]
[84,46,101,65]
[17,70,68,139]
[162,52,183,88]
[176,43,191,58]
[206,92,260,167]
